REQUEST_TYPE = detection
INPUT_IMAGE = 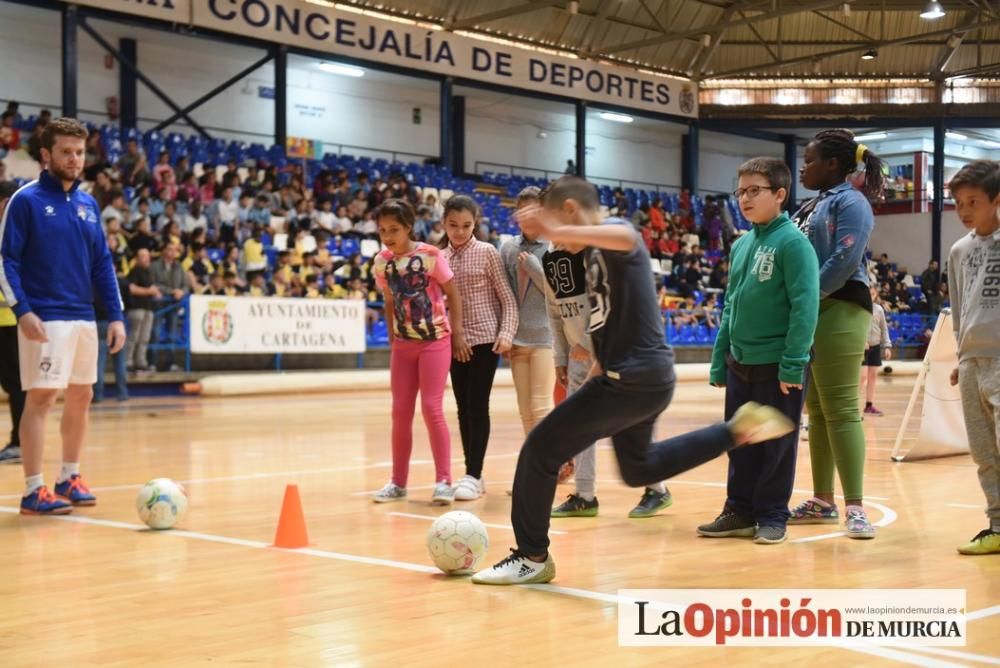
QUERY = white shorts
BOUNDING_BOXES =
[18,320,99,390]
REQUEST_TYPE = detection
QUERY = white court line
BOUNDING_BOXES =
[0,505,994,668]
[593,479,897,542]
[387,511,568,536]
[969,605,1000,622]
[0,453,520,501]
[597,478,890,502]
[947,503,983,510]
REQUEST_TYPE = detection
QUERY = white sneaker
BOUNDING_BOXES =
[453,475,484,501]
[729,402,795,446]
[373,482,407,503]
[471,549,556,585]
[430,481,454,506]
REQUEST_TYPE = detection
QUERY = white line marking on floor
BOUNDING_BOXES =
[0,453,520,500]
[387,511,568,535]
[947,503,983,510]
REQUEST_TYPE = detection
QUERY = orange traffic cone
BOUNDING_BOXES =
[272,484,309,549]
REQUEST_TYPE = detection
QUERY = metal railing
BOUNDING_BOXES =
[473,160,682,193]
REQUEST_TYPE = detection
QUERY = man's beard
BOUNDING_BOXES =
[49,163,81,183]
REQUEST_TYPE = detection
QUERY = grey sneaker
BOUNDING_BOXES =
[845,506,876,539]
[430,481,454,506]
[754,525,787,544]
[471,549,556,585]
[0,445,21,464]
[697,509,756,537]
[373,482,407,504]
[628,488,672,518]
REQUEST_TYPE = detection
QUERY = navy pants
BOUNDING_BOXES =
[724,366,804,528]
[511,374,734,555]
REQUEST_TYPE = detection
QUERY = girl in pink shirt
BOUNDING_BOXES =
[371,199,466,505]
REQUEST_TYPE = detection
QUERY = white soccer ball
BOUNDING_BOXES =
[136,478,188,530]
[426,510,489,575]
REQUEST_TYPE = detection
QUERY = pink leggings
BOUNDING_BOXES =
[390,336,452,487]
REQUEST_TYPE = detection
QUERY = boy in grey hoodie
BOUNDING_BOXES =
[947,160,1000,556]
[540,240,671,519]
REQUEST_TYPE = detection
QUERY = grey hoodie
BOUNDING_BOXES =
[948,228,1000,361]
[500,236,552,347]
[539,246,593,367]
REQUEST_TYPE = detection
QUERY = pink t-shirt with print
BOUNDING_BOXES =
[373,243,454,342]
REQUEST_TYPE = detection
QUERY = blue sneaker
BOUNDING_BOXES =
[20,486,73,515]
[788,498,839,525]
[54,474,97,506]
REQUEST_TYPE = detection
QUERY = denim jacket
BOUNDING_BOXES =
[793,181,874,298]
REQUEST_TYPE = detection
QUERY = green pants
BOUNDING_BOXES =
[806,299,871,500]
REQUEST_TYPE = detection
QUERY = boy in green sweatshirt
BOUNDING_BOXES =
[697,157,820,545]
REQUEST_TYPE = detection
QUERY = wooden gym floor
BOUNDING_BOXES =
[0,376,997,667]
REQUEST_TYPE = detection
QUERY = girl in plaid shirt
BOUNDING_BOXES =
[441,195,518,500]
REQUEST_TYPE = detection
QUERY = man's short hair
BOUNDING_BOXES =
[41,117,88,151]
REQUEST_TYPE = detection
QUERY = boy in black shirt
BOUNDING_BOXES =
[472,176,795,586]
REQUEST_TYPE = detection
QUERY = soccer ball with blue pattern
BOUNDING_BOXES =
[136,478,188,530]
[427,511,489,575]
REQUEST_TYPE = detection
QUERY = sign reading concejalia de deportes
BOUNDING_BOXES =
[64,0,697,118]
[188,295,366,354]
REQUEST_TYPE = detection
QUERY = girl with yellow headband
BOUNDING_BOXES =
[789,129,886,539]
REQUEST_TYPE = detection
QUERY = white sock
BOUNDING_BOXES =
[647,482,666,495]
[991,521,1000,533]
[846,504,865,514]
[25,474,44,496]
[58,462,80,483]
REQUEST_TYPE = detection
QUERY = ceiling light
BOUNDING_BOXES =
[981,140,1000,149]
[318,62,365,77]
[854,132,888,141]
[946,131,967,140]
[701,34,712,48]
[599,112,634,123]
[569,0,579,14]
[861,48,877,60]
[920,1,945,19]
[812,59,822,74]
[842,3,851,17]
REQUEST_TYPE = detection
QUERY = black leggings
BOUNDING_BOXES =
[450,344,499,479]
[0,326,25,447]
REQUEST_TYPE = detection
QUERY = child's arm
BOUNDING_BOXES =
[708,297,731,387]
[780,236,821,391]
[381,286,396,340]
[545,283,570,384]
[879,306,892,359]
[947,243,962,385]
[520,251,547,291]
[486,248,518,353]
[440,278,470,362]
[516,206,637,252]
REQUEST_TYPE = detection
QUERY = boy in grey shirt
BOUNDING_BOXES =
[541,241,671,519]
[947,160,1000,555]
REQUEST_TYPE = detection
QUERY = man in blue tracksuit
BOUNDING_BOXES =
[0,118,126,515]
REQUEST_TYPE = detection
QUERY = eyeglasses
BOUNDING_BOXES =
[733,185,777,200]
